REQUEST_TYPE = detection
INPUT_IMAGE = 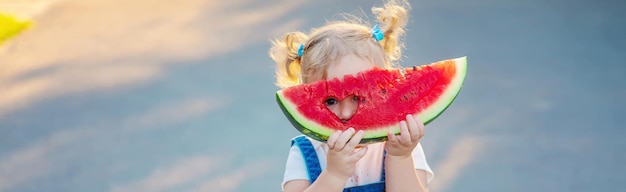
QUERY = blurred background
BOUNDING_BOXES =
[0,0,624,191]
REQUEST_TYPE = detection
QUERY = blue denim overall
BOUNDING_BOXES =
[291,135,386,192]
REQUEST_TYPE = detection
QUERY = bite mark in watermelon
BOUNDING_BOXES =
[276,57,467,144]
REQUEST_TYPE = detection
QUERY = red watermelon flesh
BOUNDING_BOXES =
[276,57,467,143]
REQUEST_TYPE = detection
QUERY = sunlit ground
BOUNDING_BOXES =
[0,0,624,191]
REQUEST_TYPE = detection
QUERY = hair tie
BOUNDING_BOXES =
[297,44,304,57]
[371,24,384,42]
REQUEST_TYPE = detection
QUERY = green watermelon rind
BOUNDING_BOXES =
[276,91,336,142]
[416,56,467,125]
[277,56,467,144]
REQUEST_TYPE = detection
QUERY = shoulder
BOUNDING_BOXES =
[411,142,434,183]
[283,135,325,190]
[290,135,326,150]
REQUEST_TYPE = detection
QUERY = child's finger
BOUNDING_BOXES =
[406,114,419,142]
[400,118,411,144]
[327,130,342,150]
[351,145,368,161]
[387,129,398,144]
[345,130,364,151]
[413,116,425,142]
[334,128,355,151]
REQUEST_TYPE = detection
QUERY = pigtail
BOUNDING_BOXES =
[270,32,309,88]
[372,0,410,61]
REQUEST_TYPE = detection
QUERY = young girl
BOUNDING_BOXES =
[270,1,433,191]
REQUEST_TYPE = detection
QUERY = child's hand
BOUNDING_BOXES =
[325,128,368,180]
[385,114,425,158]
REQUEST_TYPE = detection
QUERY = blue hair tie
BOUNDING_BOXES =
[371,24,384,42]
[297,44,304,57]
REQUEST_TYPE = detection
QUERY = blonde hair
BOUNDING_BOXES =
[270,0,410,88]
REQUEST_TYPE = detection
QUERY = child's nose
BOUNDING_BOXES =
[336,99,358,122]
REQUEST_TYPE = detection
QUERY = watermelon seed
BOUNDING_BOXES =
[381,89,386,94]
[361,98,366,103]
[403,95,408,101]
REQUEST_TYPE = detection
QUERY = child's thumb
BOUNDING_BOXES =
[354,146,368,160]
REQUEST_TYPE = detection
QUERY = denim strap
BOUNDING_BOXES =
[292,135,387,192]
[291,136,322,183]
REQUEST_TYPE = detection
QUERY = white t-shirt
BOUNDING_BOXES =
[282,136,433,189]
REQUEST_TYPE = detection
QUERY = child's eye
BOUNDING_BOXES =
[324,98,338,106]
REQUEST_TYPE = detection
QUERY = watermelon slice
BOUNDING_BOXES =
[276,57,467,144]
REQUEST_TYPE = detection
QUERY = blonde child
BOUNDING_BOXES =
[270,1,433,191]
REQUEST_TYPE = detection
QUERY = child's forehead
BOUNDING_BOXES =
[325,54,379,80]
